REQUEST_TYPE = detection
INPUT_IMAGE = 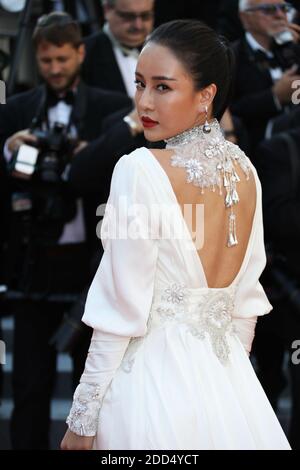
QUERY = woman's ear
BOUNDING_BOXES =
[197,84,217,114]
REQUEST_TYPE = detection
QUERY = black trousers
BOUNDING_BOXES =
[10,244,92,450]
[10,301,91,450]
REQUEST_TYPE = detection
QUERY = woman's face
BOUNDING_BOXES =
[135,43,208,142]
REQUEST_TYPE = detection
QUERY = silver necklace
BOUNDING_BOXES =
[165,119,251,247]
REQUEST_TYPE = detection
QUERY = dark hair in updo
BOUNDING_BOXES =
[145,19,235,120]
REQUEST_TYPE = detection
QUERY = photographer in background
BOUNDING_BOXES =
[231,0,300,154]
[0,11,134,450]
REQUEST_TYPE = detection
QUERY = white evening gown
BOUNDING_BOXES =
[67,147,291,450]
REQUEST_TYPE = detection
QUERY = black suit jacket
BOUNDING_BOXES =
[82,31,127,94]
[69,105,146,199]
[268,105,300,135]
[230,37,281,153]
[256,129,300,275]
[0,81,130,146]
[255,129,300,340]
[0,81,132,250]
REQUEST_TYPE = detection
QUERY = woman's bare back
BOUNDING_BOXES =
[150,148,257,288]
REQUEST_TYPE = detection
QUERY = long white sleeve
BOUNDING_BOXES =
[232,165,271,356]
[233,166,272,320]
[66,152,158,436]
[66,331,130,436]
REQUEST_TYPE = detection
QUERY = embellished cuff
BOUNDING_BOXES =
[66,383,103,436]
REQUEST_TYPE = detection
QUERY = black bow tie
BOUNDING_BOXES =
[253,50,279,69]
[47,89,75,107]
[119,44,143,57]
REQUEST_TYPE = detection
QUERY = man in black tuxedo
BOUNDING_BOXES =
[230,0,300,154]
[75,0,154,195]
[82,0,155,98]
[0,12,141,450]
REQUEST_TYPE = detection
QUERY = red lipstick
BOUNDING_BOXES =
[141,116,158,128]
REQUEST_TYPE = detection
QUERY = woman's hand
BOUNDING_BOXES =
[60,428,94,450]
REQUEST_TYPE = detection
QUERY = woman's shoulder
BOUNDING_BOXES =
[111,147,153,188]
[112,147,168,200]
[114,146,165,177]
[115,147,149,168]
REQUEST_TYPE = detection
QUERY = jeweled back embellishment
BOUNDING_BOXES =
[165,119,251,247]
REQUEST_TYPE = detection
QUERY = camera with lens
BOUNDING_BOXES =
[10,121,78,183]
[271,29,300,73]
[8,122,79,248]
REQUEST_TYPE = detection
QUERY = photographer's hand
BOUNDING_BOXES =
[73,140,88,155]
[288,22,300,43]
[7,129,38,153]
[272,65,300,105]
[60,428,94,451]
[123,108,144,137]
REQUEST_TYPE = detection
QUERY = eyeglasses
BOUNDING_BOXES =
[114,9,154,22]
[245,3,293,15]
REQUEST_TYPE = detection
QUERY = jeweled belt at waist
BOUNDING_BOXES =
[148,283,237,365]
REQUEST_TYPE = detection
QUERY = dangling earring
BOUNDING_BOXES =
[203,105,211,134]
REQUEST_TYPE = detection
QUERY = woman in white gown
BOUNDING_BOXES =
[61,20,291,450]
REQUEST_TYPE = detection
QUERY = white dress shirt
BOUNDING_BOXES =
[245,32,286,137]
[113,47,138,98]
[103,23,139,99]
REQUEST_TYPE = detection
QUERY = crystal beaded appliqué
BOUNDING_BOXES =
[189,290,236,365]
[122,282,237,372]
[153,284,236,365]
[66,383,103,436]
[165,119,251,247]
